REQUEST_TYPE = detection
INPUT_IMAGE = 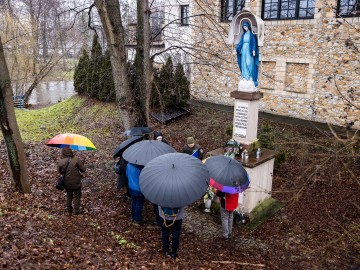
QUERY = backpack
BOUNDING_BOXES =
[225,193,239,211]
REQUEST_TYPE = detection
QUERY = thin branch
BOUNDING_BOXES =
[211,261,266,267]
[333,73,359,110]
[151,13,207,41]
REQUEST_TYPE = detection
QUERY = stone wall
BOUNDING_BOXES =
[190,0,360,128]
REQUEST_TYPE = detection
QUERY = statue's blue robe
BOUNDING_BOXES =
[236,30,259,87]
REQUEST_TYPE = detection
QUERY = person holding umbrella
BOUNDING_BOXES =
[153,131,169,144]
[47,133,95,214]
[113,135,143,198]
[159,206,185,259]
[215,190,238,240]
[58,147,86,215]
[140,153,210,259]
[204,155,250,240]
[182,137,204,160]
[114,156,130,198]
[126,162,145,225]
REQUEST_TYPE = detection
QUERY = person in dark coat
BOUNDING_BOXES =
[153,131,169,144]
[115,156,130,198]
[58,147,86,215]
[182,136,204,160]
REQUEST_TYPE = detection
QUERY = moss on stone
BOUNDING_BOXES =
[210,200,221,215]
[248,197,283,230]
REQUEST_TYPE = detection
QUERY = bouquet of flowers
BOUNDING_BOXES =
[224,139,239,159]
[203,186,215,202]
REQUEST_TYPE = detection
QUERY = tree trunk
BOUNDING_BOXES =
[41,15,48,59]
[135,0,152,126]
[29,0,38,75]
[0,36,31,193]
[94,0,140,130]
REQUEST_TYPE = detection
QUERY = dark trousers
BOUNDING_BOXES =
[153,204,162,226]
[130,192,145,223]
[161,219,183,255]
[117,172,129,194]
[66,188,81,213]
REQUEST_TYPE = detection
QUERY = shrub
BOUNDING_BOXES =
[225,123,233,137]
[98,50,115,102]
[151,57,190,110]
[258,122,275,150]
[73,48,90,95]
[258,122,287,169]
[89,35,103,98]
[173,63,190,107]
[150,67,161,108]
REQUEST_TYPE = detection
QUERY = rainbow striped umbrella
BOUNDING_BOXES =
[46,133,96,150]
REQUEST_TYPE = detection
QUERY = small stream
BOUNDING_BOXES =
[28,81,75,106]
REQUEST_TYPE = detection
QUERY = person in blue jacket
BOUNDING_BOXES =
[126,163,144,225]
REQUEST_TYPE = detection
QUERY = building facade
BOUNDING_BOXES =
[164,0,360,128]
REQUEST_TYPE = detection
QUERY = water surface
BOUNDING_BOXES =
[28,81,75,106]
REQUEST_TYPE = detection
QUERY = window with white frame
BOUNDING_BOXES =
[262,0,315,20]
[180,5,189,25]
[221,0,245,22]
[337,0,360,16]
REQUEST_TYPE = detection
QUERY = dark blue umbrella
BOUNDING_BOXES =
[123,140,177,166]
[139,153,210,208]
[123,127,152,137]
[204,155,248,187]
[113,135,143,159]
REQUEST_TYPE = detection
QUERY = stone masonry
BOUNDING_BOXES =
[188,0,360,129]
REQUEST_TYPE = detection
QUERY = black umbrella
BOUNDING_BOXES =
[122,140,176,166]
[123,127,152,137]
[139,153,210,208]
[204,155,248,187]
[113,135,143,159]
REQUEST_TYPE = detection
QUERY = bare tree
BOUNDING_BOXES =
[0,36,30,194]
[134,0,151,126]
[94,0,140,129]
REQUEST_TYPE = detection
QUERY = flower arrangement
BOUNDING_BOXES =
[203,186,215,202]
[224,139,239,159]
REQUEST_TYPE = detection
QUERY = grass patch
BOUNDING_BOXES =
[14,96,85,142]
[247,197,283,230]
[0,95,120,143]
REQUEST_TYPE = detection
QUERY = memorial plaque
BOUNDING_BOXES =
[233,101,249,138]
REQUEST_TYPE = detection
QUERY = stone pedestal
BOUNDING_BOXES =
[206,89,275,214]
[237,149,276,213]
[230,91,263,149]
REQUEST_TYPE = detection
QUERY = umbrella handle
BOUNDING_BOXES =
[161,209,178,228]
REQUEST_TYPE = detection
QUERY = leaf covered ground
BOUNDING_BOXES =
[0,96,359,269]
